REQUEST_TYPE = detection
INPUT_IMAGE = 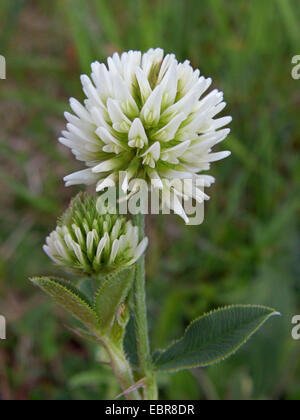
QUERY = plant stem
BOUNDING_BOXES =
[102,337,141,400]
[133,213,158,400]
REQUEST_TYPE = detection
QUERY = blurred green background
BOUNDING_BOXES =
[0,0,300,400]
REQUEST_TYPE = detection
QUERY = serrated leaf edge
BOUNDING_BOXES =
[30,276,101,331]
[153,304,280,373]
[94,267,134,330]
[94,267,134,306]
[46,276,94,307]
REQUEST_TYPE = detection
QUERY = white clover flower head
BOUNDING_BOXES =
[43,193,148,276]
[60,48,231,222]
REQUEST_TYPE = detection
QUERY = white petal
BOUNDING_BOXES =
[142,48,164,77]
[107,98,131,133]
[86,231,94,257]
[129,237,149,264]
[141,142,161,168]
[141,85,163,126]
[89,106,111,131]
[172,194,189,224]
[72,224,85,248]
[96,126,127,151]
[43,245,59,264]
[91,62,113,99]
[123,51,141,84]
[111,219,122,241]
[64,112,95,132]
[194,89,223,114]
[162,187,189,224]
[55,239,70,262]
[211,116,232,130]
[161,140,191,164]
[95,235,108,263]
[208,102,227,119]
[92,157,121,173]
[128,118,148,148]
[96,173,117,192]
[182,180,209,202]
[107,53,121,75]
[153,113,185,142]
[81,75,104,109]
[64,169,99,187]
[160,61,178,107]
[109,239,119,263]
[120,158,140,192]
[70,98,92,123]
[201,151,231,163]
[195,175,215,187]
[135,67,152,103]
[190,129,231,151]
[70,241,85,265]
[59,137,76,149]
[112,73,139,116]
[158,54,177,82]
[117,234,127,255]
[162,80,201,119]
[66,123,98,145]
[64,233,75,251]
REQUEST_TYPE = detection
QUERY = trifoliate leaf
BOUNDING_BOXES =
[153,305,280,373]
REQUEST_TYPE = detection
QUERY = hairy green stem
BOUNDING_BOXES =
[102,337,141,400]
[133,213,158,400]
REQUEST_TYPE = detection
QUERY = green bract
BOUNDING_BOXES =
[43,193,148,276]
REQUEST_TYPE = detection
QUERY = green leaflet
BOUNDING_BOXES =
[95,267,135,332]
[124,316,139,369]
[31,277,100,333]
[153,305,280,373]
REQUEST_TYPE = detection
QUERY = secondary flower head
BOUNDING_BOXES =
[60,48,231,222]
[43,193,148,276]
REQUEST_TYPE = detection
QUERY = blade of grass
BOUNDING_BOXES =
[276,0,300,49]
